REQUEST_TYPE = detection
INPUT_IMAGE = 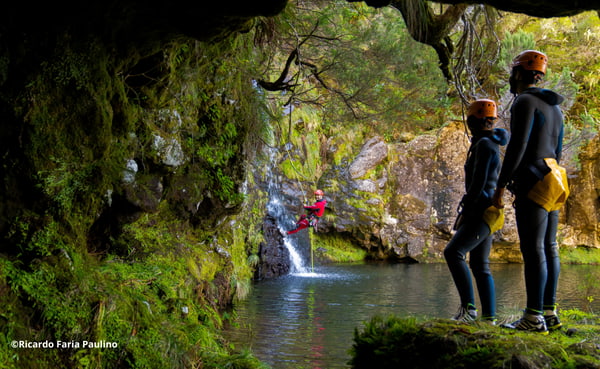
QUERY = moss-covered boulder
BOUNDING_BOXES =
[350,312,600,369]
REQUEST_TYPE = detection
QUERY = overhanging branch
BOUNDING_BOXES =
[390,0,467,81]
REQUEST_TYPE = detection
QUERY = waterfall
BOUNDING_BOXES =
[265,147,310,274]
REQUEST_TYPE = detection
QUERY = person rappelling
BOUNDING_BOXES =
[284,189,327,235]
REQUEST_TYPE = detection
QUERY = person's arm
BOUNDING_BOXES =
[556,121,564,163]
[492,187,505,208]
[497,95,536,189]
[304,200,325,216]
[304,202,318,211]
[462,141,493,213]
[493,96,535,208]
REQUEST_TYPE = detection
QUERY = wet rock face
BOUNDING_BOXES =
[255,214,290,280]
[319,124,471,261]
[562,133,600,248]
[381,124,470,260]
[319,121,600,262]
[349,137,389,179]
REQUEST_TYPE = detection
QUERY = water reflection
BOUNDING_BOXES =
[226,262,600,369]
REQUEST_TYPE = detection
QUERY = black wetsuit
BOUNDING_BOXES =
[497,87,565,314]
[444,128,509,320]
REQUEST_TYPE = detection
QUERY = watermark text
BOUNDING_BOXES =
[11,340,118,349]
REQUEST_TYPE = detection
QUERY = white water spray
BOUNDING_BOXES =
[265,147,310,274]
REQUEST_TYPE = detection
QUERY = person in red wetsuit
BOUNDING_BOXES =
[286,189,327,235]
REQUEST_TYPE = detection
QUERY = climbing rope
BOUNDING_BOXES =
[279,48,319,273]
[311,237,314,273]
[282,86,320,206]
[283,135,309,205]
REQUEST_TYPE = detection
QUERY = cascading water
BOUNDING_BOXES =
[267,198,308,274]
[265,147,310,274]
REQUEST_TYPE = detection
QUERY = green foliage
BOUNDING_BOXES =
[563,113,598,169]
[86,208,259,368]
[168,42,191,69]
[327,129,365,166]
[36,157,96,216]
[493,12,600,127]
[26,222,66,257]
[561,308,598,325]
[262,0,453,137]
[230,223,255,301]
[4,254,94,341]
[498,30,536,72]
[560,247,600,265]
[211,168,245,204]
[96,257,224,368]
[2,29,269,369]
[158,37,268,207]
[346,192,385,219]
[200,349,271,369]
[276,104,325,187]
[40,42,95,90]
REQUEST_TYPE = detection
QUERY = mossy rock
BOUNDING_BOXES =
[350,312,600,369]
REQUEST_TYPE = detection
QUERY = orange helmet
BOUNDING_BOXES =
[314,189,324,196]
[467,99,497,119]
[511,50,547,74]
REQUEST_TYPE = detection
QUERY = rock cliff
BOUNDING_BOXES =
[312,121,599,262]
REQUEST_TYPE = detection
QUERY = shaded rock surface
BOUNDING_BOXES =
[255,214,290,280]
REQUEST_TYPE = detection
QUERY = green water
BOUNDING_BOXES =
[226,262,599,369]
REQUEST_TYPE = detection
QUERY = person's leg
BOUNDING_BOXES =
[309,217,319,232]
[287,217,310,235]
[543,209,562,329]
[543,209,560,307]
[515,197,549,314]
[502,197,549,333]
[444,219,490,318]
[469,234,496,321]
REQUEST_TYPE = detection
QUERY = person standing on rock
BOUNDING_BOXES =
[444,99,508,324]
[492,50,566,334]
[284,189,327,235]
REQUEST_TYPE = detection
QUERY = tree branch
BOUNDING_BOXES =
[390,0,467,81]
[257,49,300,91]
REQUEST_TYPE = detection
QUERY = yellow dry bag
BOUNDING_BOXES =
[482,205,504,234]
[527,158,569,212]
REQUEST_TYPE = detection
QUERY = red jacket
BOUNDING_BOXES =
[304,199,327,217]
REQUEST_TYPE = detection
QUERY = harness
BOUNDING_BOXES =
[308,213,319,230]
